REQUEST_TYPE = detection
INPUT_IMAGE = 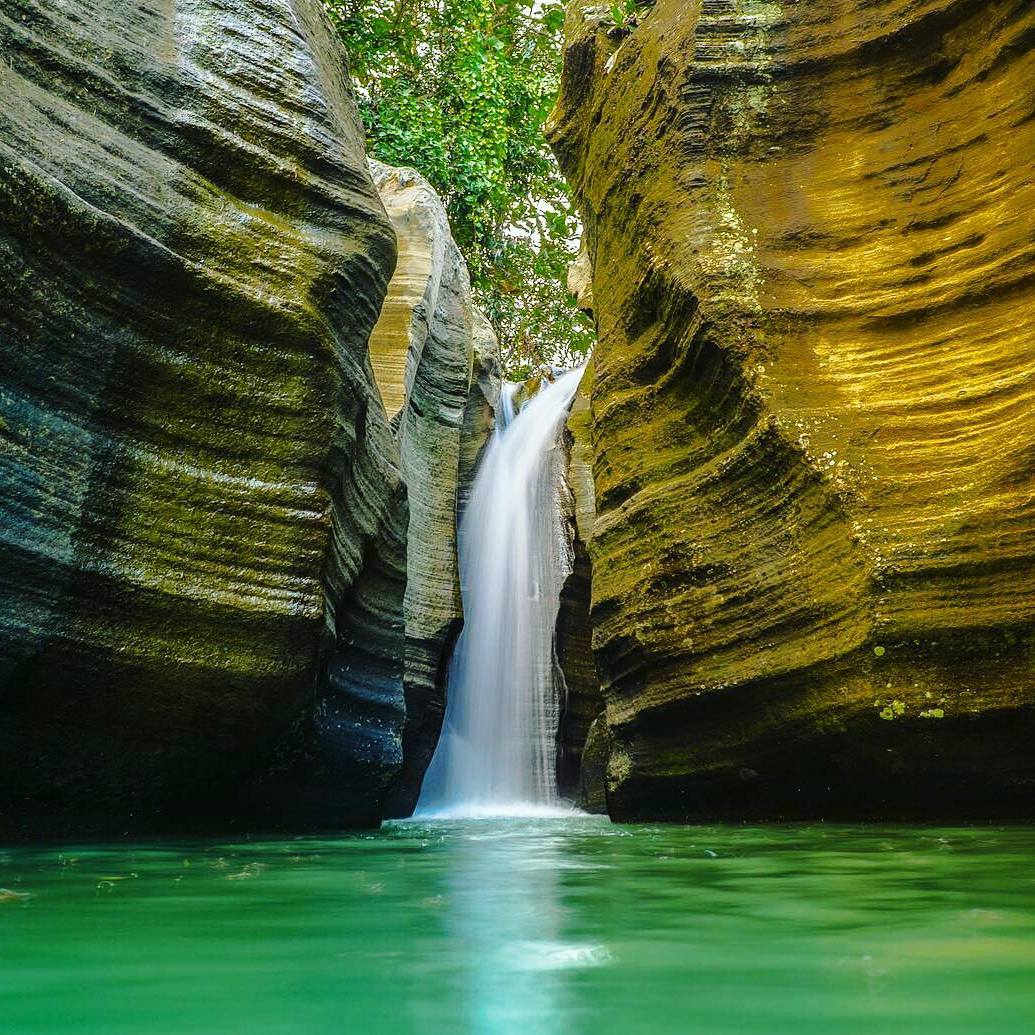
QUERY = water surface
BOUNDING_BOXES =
[2,818,1034,1033]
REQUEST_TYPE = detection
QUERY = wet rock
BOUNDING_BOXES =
[577,715,612,816]
[550,0,1035,820]
[0,0,397,836]
[556,364,603,796]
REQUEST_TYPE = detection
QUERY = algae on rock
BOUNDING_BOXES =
[549,0,1035,820]
[0,0,401,836]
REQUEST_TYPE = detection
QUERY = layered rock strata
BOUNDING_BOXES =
[249,164,494,823]
[364,163,494,816]
[457,314,504,525]
[0,0,400,836]
[555,365,604,803]
[550,0,1035,819]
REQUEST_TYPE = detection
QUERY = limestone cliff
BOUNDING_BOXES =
[550,0,1035,819]
[0,0,399,835]
[364,163,496,816]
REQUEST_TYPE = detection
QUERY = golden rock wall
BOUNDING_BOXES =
[549,0,1035,819]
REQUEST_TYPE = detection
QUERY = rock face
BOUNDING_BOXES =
[0,0,399,836]
[555,365,603,802]
[457,314,503,525]
[549,0,1035,819]
[364,163,490,817]
[234,162,491,824]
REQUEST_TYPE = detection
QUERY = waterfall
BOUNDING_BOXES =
[416,366,585,817]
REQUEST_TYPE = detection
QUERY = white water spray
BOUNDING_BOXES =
[417,367,584,817]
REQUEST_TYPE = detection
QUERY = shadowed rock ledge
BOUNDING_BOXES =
[0,0,400,837]
[549,0,1035,820]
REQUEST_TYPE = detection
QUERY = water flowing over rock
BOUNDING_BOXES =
[549,0,1035,819]
[0,0,400,836]
[419,370,584,816]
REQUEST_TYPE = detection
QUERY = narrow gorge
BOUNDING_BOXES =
[4,4,1035,1033]
[1,0,1033,841]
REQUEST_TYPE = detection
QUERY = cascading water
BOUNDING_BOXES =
[417,367,585,817]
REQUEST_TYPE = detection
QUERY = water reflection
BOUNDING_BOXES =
[433,819,611,1034]
[3,821,1035,1035]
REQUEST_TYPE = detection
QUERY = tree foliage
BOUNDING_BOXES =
[324,0,594,377]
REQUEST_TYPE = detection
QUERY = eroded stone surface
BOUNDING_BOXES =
[0,0,398,835]
[365,163,483,816]
[457,313,503,526]
[556,364,603,800]
[550,0,1035,819]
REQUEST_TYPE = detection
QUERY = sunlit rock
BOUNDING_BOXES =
[549,0,1035,819]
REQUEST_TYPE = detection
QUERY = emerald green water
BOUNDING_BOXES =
[2,819,1034,1034]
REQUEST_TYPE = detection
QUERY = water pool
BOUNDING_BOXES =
[2,818,1034,1034]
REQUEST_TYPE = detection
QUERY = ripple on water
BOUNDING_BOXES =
[1,821,1034,1035]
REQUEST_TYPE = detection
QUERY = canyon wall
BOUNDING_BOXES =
[550,0,1035,819]
[293,163,485,825]
[0,0,410,836]
[365,163,498,817]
